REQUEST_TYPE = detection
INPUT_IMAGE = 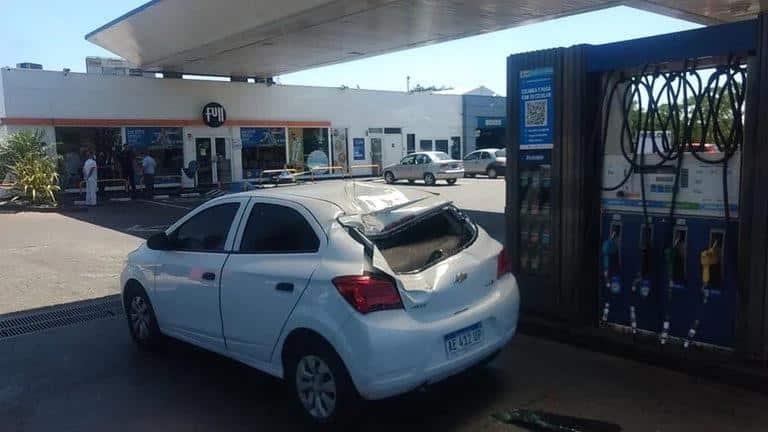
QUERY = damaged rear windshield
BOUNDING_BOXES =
[373,206,476,273]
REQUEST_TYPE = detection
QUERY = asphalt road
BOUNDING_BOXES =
[4,178,768,431]
[3,314,767,431]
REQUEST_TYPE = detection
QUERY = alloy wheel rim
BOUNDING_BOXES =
[296,355,337,419]
[129,296,150,340]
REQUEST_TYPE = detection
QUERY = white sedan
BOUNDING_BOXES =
[121,181,519,424]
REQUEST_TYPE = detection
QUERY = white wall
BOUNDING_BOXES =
[0,68,463,177]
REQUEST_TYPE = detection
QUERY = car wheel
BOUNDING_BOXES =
[446,178,457,185]
[424,172,436,186]
[487,167,498,179]
[384,171,395,184]
[287,338,358,425]
[124,285,163,350]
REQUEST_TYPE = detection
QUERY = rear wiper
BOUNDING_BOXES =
[425,249,444,266]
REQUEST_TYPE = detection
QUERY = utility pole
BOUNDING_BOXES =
[406,76,411,92]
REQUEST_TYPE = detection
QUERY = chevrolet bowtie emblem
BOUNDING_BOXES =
[454,272,468,284]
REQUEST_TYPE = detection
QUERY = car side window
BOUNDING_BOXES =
[240,203,320,253]
[481,152,492,159]
[400,155,415,165]
[170,203,240,252]
[464,152,478,161]
[416,154,430,164]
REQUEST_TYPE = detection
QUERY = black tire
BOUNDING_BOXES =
[286,337,359,425]
[384,171,395,184]
[124,284,163,350]
[446,178,457,185]
[487,167,498,179]
[424,172,436,186]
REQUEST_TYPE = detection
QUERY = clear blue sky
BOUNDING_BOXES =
[0,1,700,96]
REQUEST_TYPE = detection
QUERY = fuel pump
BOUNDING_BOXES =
[598,57,744,349]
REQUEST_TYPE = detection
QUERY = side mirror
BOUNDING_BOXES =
[147,232,171,250]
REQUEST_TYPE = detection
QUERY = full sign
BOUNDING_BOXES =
[202,102,226,128]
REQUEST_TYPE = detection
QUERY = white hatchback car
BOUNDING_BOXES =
[121,181,519,424]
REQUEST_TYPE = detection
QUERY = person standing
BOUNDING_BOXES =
[141,152,157,199]
[83,150,98,206]
[120,145,136,195]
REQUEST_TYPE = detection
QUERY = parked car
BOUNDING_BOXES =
[121,182,519,424]
[383,151,464,185]
[463,148,506,179]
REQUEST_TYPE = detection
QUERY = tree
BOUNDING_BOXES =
[409,84,453,93]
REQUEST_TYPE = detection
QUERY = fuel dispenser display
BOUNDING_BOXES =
[599,61,744,349]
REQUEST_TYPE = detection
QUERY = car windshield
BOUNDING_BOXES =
[430,152,451,161]
[495,149,506,157]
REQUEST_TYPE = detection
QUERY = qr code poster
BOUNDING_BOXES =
[525,99,548,127]
[519,67,554,149]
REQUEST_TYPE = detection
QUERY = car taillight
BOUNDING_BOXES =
[497,248,511,278]
[333,275,403,314]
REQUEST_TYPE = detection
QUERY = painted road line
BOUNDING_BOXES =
[152,195,170,200]
[109,197,132,202]
[180,192,200,198]
[74,200,86,206]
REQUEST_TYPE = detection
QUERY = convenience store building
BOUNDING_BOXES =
[0,67,465,190]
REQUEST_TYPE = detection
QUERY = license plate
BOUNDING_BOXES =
[444,322,483,359]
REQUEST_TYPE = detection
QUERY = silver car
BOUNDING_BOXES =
[383,151,464,185]
[463,148,506,179]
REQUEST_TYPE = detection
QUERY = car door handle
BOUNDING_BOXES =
[202,272,216,281]
[275,282,294,292]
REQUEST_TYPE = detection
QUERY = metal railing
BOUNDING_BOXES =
[78,178,129,192]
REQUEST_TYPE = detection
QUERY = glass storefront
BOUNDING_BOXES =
[125,127,184,185]
[288,128,330,173]
[331,128,349,173]
[240,127,286,178]
[55,127,122,189]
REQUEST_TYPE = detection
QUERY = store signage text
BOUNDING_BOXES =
[202,102,226,128]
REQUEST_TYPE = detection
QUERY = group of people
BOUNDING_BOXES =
[82,145,156,206]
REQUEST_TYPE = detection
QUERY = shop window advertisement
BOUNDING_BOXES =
[288,128,330,173]
[240,127,286,178]
[331,128,349,173]
[124,127,184,181]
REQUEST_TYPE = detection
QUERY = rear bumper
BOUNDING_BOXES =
[434,169,464,180]
[339,274,520,400]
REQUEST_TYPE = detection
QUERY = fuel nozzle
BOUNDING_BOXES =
[602,223,621,294]
[700,233,723,303]
[664,229,686,287]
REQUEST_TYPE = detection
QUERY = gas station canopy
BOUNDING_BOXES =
[85,0,763,77]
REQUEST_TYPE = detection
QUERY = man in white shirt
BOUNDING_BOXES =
[82,150,98,206]
[141,152,157,198]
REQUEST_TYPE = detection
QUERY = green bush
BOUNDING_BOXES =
[0,131,61,204]
[0,130,48,180]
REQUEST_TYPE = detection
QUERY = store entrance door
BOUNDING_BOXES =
[196,137,229,185]
[383,134,403,168]
[370,137,382,171]
[195,138,214,185]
